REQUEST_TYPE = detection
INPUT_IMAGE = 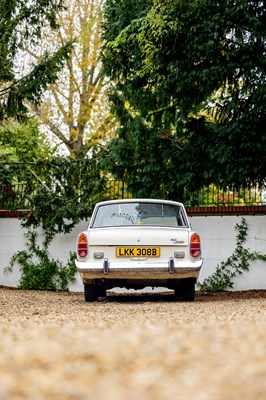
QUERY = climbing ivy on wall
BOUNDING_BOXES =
[198,218,266,292]
[3,154,105,290]
[6,230,76,291]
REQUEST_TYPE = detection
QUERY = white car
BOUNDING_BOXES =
[75,199,203,301]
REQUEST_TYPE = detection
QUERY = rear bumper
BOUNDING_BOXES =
[75,258,203,281]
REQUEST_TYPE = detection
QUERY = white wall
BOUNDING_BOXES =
[0,219,87,292]
[190,215,266,290]
[1,215,266,291]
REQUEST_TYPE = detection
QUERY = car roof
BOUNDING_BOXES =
[94,199,184,207]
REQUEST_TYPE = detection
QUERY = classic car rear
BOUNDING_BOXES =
[75,199,203,301]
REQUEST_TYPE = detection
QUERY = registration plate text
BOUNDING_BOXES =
[116,247,160,257]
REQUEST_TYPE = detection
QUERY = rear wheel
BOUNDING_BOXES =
[97,285,107,298]
[84,284,98,302]
[84,283,107,302]
[174,279,195,302]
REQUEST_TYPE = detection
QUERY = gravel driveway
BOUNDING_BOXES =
[0,287,265,400]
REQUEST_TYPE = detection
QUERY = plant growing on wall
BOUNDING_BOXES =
[4,153,105,290]
[198,218,266,292]
[6,230,76,291]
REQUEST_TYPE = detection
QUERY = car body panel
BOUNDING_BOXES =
[85,226,189,247]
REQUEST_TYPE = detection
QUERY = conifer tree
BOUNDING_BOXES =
[102,0,266,195]
[0,0,71,121]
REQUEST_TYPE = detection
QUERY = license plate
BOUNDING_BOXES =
[116,247,160,257]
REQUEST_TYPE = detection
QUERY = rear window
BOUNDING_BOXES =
[91,202,188,228]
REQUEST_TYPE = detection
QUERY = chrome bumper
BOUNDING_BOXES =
[75,258,203,281]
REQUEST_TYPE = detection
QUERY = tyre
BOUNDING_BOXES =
[174,279,195,302]
[97,285,107,298]
[84,284,98,302]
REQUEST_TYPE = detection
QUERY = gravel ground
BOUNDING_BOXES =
[0,287,266,400]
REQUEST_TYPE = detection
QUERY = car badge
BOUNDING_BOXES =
[170,238,184,244]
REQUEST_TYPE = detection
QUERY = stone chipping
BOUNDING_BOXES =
[0,287,265,400]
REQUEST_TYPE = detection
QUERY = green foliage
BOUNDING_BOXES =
[102,0,266,193]
[198,218,266,292]
[103,110,186,199]
[2,151,105,290]
[2,42,72,120]
[0,0,72,121]
[0,150,105,225]
[0,118,56,162]
[6,230,76,291]
[21,153,105,237]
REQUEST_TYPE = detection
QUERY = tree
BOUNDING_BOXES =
[0,0,72,121]
[28,0,116,156]
[0,118,56,162]
[0,118,58,210]
[102,0,266,196]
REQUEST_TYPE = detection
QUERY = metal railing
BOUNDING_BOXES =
[105,180,132,200]
[105,182,266,206]
[1,182,266,210]
[0,184,30,210]
[185,184,266,206]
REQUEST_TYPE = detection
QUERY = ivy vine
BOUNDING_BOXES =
[2,154,105,291]
[6,229,77,291]
[198,217,266,292]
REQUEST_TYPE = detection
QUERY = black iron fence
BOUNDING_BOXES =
[0,184,30,210]
[105,180,131,200]
[184,184,266,206]
[105,181,266,206]
[1,182,265,211]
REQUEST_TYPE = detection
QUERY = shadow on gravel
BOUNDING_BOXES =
[101,290,266,303]
[105,292,179,303]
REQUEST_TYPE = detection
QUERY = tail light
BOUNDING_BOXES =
[77,233,88,258]
[190,232,201,257]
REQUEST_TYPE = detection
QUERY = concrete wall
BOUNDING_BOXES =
[1,215,266,292]
[190,215,266,291]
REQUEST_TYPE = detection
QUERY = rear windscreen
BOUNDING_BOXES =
[92,202,188,228]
